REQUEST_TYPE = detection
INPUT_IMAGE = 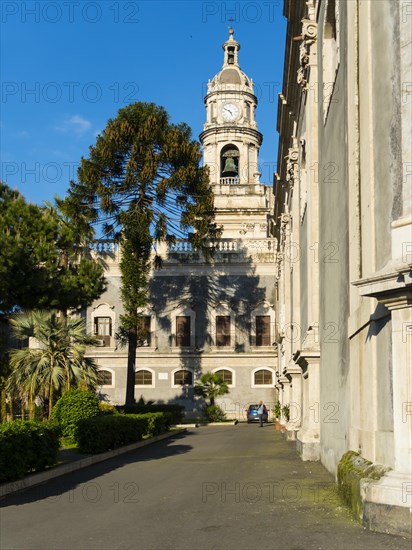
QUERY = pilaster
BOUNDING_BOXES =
[294,349,321,461]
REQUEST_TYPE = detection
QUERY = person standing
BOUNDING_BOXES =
[257,400,266,427]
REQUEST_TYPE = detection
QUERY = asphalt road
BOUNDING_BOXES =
[1,424,410,550]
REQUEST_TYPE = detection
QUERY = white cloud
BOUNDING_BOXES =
[55,115,92,135]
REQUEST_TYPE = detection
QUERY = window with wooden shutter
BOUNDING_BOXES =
[254,369,273,385]
[97,370,113,385]
[216,315,230,346]
[135,370,153,385]
[215,369,233,384]
[256,315,270,346]
[176,316,190,347]
[174,370,193,386]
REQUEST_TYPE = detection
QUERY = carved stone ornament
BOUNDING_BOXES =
[301,18,317,40]
[280,213,291,225]
[275,251,284,280]
[297,19,318,89]
[286,148,299,188]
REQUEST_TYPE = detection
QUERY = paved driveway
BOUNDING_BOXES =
[1,424,410,550]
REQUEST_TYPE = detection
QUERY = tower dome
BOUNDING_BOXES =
[207,28,255,96]
[199,29,271,241]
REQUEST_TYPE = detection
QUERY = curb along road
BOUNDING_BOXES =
[0,428,187,499]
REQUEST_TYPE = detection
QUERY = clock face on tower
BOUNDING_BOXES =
[221,102,240,122]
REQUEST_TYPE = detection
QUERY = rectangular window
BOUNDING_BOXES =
[176,316,191,347]
[94,317,112,346]
[94,317,112,336]
[137,316,151,347]
[256,316,270,346]
[216,316,231,346]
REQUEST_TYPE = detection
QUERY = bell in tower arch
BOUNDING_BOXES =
[222,157,238,176]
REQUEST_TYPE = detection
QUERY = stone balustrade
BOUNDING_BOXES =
[220,177,239,185]
[89,237,277,265]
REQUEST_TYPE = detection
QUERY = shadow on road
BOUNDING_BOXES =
[0,431,193,508]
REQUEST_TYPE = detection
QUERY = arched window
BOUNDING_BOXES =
[215,369,233,385]
[174,370,193,386]
[135,370,153,386]
[254,369,273,385]
[97,370,113,386]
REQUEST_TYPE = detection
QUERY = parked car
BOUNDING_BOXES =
[246,404,268,423]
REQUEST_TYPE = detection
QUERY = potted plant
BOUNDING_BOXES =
[281,404,290,432]
[273,400,281,431]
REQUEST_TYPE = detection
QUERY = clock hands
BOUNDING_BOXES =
[222,103,239,121]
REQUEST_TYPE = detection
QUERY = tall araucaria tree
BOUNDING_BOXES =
[67,102,220,405]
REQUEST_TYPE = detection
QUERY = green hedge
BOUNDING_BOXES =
[52,388,101,441]
[0,420,61,482]
[117,404,184,424]
[127,412,172,436]
[75,412,171,454]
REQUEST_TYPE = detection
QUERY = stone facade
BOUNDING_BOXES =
[86,30,278,420]
[274,0,411,537]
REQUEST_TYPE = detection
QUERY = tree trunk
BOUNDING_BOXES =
[1,389,7,422]
[29,395,35,420]
[48,383,53,419]
[125,328,137,406]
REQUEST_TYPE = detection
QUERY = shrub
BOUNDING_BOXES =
[204,405,226,422]
[75,412,171,454]
[98,402,118,415]
[273,400,281,419]
[75,415,148,453]
[0,420,61,482]
[127,412,172,436]
[52,388,101,441]
[282,404,290,421]
[117,404,184,424]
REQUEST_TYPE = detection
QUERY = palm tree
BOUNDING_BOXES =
[194,372,229,406]
[6,310,99,418]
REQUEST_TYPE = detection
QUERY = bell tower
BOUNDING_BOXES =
[200,29,273,239]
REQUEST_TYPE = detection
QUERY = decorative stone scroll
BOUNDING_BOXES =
[286,148,299,190]
[297,19,318,90]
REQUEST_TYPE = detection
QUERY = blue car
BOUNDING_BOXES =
[246,404,268,423]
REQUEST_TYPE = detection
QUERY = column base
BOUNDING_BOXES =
[297,427,321,461]
[362,470,412,538]
[286,422,300,441]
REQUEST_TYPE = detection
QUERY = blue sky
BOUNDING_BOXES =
[1,1,286,205]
